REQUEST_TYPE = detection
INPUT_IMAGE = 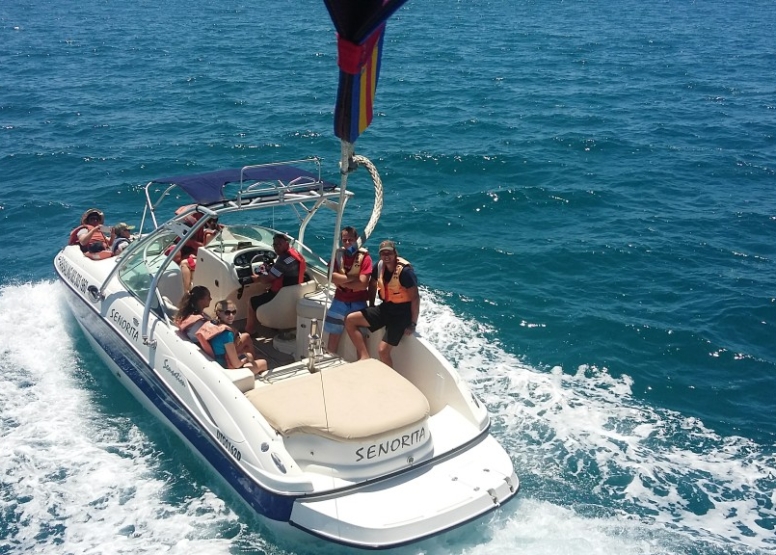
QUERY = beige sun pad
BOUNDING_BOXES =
[245,359,430,441]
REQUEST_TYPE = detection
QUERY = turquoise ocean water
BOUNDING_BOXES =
[1,0,775,553]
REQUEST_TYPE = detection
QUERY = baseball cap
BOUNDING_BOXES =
[378,240,396,253]
[114,222,135,234]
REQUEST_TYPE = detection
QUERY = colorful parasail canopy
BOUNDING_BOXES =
[323,0,409,144]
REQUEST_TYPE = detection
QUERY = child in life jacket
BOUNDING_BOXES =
[196,300,267,376]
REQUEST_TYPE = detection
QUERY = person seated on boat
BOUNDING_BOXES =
[199,300,267,376]
[68,208,113,260]
[166,210,222,291]
[110,222,134,255]
[244,233,307,335]
[174,286,212,342]
[325,226,373,354]
[344,240,420,369]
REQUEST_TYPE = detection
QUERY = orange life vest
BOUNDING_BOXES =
[271,247,307,293]
[194,320,231,358]
[177,313,206,333]
[377,257,413,304]
[69,225,109,253]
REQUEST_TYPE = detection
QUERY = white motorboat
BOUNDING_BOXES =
[54,157,519,549]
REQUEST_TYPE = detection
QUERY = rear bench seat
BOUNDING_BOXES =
[245,359,429,440]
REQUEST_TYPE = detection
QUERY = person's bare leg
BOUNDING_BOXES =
[245,305,257,335]
[377,341,394,368]
[181,263,193,292]
[237,332,256,357]
[327,333,341,354]
[245,357,267,375]
[345,312,370,361]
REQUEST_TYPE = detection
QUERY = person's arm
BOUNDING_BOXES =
[352,271,371,290]
[202,224,222,245]
[368,278,377,306]
[350,255,373,291]
[405,286,420,335]
[368,265,379,306]
[78,227,98,247]
[331,270,368,289]
[330,271,349,286]
[223,341,243,369]
[251,272,274,285]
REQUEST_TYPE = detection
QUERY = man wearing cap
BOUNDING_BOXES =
[345,239,420,368]
[245,233,307,335]
[111,222,134,255]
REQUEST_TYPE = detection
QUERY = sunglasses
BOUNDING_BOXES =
[220,309,237,316]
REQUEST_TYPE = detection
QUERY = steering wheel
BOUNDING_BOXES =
[250,251,276,275]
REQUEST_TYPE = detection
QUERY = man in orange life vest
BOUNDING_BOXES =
[244,233,306,335]
[345,240,420,369]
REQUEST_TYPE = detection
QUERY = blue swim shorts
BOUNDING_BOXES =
[323,298,367,335]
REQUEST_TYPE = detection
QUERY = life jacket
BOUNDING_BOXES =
[194,320,231,358]
[334,248,370,301]
[177,313,206,333]
[111,237,130,255]
[177,313,207,343]
[377,256,413,304]
[335,248,368,278]
[172,205,207,250]
[68,226,86,246]
[271,247,307,293]
[69,225,109,253]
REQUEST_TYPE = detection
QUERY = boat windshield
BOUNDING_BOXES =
[204,223,328,275]
[118,229,181,315]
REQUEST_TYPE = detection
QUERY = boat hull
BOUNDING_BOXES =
[290,433,517,549]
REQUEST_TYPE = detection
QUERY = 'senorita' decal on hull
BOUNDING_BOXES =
[355,427,426,462]
[110,309,140,342]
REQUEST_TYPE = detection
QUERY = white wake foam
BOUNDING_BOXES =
[0,281,248,554]
[418,287,775,555]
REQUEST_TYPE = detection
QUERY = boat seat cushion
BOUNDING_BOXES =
[255,280,317,330]
[245,359,430,441]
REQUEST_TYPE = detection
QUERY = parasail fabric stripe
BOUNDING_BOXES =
[357,31,382,139]
[334,26,385,143]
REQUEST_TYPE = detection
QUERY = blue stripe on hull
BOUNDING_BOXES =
[59,279,296,522]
